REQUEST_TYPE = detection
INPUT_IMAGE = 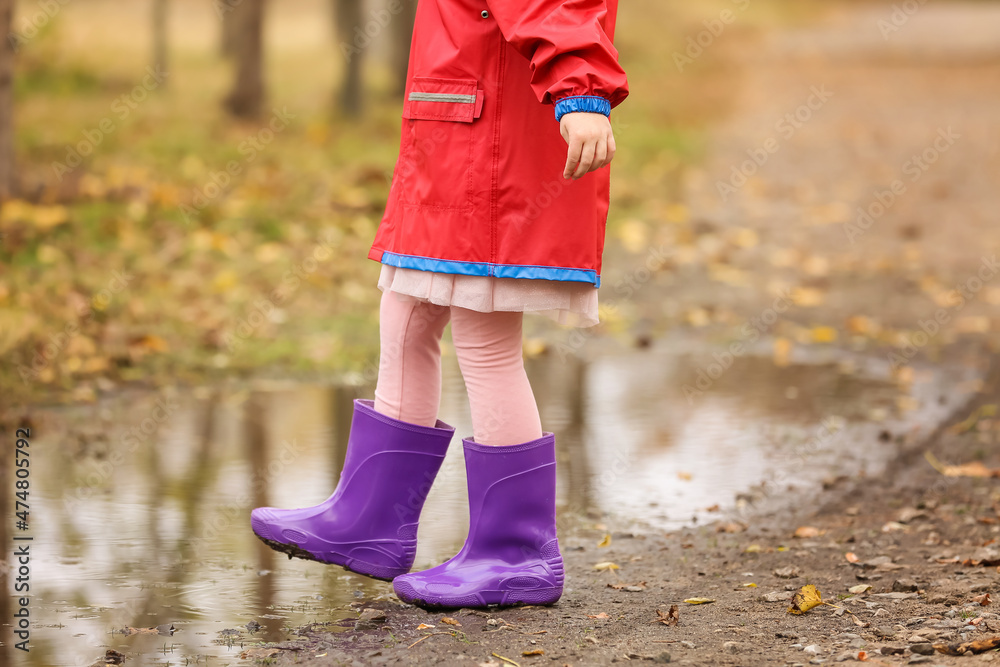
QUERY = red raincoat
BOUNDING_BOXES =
[368,0,629,287]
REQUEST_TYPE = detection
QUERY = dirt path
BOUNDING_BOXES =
[244,4,1000,665]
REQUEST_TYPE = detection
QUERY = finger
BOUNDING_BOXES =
[607,131,617,164]
[573,140,597,179]
[593,137,609,171]
[564,137,583,179]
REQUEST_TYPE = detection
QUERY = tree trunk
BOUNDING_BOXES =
[152,0,168,82]
[333,0,363,118]
[223,0,266,119]
[0,0,15,200]
[392,0,417,96]
[219,0,241,57]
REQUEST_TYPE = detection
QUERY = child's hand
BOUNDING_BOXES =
[559,112,617,180]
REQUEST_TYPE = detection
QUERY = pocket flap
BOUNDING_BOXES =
[404,77,483,122]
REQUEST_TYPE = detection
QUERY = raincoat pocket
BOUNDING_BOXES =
[400,77,484,209]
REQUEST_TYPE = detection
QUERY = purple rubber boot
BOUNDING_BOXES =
[250,399,455,581]
[393,433,564,608]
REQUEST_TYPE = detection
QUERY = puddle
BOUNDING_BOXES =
[3,336,975,666]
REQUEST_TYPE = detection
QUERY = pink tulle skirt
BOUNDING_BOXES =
[377,264,599,328]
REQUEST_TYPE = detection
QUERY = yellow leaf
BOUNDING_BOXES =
[744,544,762,553]
[523,338,547,358]
[810,326,837,344]
[742,582,757,588]
[212,269,239,293]
[32,205,70,230]
[522,649,545,656]
[618,219,649,254]
[683,597,716,605]
[416,623,435,630]
[597,534,612,548]
[787,584,823,614]
[773,338,792,367]
[791,287,825,307]
[731,228,759,248]
[593,562,620,572]
[440,617,461,626]
[677,471,692,481]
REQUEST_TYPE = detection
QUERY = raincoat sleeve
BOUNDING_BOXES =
[483,0,629,120]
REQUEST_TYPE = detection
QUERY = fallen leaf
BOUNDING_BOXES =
[593,562,620,572]
[845,552,860,563]
[925,451,1000,478]
[933,636,1000,656]
[683,597,716,605]
[677,471,692,481]
[794,526,823,538]
[653,605,679,626]
[742,582,758,588]
[597,534,612,548]
[744,544,763,553]
[848,584,872,594]
[787,584,823,614]
[717,522,747,533]
[608,581,647,592]
[587,612,610,619]
[773,337,793,367]
[440,617,462,626]
[416,623,435,630]
[521,649,545,656]
[973,593,991,606]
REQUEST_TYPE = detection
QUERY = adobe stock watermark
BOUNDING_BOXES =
[224,228,338,352]
[7,0,71,53]
[51,66,169,181]
[888,254,999,371]
[17,269,134,384]
[552,243,670,363]
[61,394,180,511]
[843,126,959,245]
[681,288,793,404]
[716,85,834,202]
[673,0,751,72]
[878,0,930,40]
[340,0,405,62]
[179,107,296,224]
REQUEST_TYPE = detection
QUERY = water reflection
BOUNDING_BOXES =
[17,339,964,666]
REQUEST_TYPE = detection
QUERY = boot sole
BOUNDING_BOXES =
[252,533,404,582]
[394,581,562,609]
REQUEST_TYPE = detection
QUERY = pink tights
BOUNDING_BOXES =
[373,289,543,446]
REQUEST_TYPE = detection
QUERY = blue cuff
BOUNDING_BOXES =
[554,95,611,122]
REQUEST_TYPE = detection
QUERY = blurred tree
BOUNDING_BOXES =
[391,0,417,96]
[333,0,363,117]
[152,0,169,81]
[219,0,240,57]
[224,0,266,119]
[0,0,13,200]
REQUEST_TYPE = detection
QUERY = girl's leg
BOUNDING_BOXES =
[449,306,543,446]
[373,289,452,427]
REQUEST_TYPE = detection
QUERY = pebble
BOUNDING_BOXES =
[762,591,795,602]
[909,643,935,655]
[723,641,739,654]
[774,566,801,579]
[804,644,823,654]
[892,579,919,592]
[680,641,696,649]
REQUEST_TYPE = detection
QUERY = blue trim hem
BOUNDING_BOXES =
[380,251,600,288]
[554,95,611,122]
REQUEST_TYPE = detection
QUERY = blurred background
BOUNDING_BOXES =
[2,0,1000,664]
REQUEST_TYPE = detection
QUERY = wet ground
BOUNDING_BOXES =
[2,334,976,667]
